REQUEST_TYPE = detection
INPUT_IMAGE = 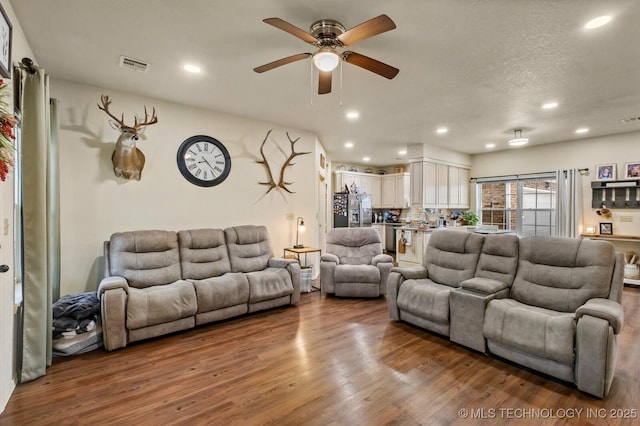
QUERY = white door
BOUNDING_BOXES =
[0,173,16,412]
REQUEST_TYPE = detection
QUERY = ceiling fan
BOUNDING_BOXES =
[253,14,399,95]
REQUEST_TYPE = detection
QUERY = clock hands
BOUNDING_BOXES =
[198,157,215,172]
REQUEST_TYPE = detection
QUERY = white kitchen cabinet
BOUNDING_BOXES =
[333,171,363,193]
[410,160,469,210]
[395,173,410,208]
[396,229,428,267]
[448,166,470,209]
[381,175,396,208]
[362,175,382,208]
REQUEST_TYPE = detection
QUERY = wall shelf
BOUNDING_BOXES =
[591,180,640,209]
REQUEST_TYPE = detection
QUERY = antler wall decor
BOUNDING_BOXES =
[97,95,158,180]
[256,129,311,194]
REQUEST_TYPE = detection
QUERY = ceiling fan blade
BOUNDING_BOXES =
[337,14,396,46]
[342,51,399,79]
[253,53,312,73]
[263,18,318,44]
[318,71,332,95]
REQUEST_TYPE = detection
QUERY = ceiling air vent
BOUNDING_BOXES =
[119,55,150,73]
[620,116,640,124]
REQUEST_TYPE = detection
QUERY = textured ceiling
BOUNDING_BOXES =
[11,0,640,165]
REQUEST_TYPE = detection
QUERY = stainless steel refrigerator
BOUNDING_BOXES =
[333,193,372,227]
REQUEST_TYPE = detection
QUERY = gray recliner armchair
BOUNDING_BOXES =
[320,227,394,297]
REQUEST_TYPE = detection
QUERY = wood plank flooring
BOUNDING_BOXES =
[1,286,639,425]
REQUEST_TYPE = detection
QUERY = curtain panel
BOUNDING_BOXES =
[17,65,60,382]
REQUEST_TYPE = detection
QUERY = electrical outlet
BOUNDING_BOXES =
[286,213,295,220]
[620,216,633,222]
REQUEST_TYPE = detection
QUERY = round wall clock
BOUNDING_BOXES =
[176,135,232,187]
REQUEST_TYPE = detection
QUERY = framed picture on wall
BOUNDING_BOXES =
[623,162,640,179]
[599,222,613,235]
[595,164,616,181]
[0,3,12,79]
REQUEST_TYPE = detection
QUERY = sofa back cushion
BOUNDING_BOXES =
[325,227,382,265]
[178,228,231,279]
[224,225,273,273]
[474,233,519,285]
[512,237,615,312]
[424,230,484,287]
[109,230,181,288]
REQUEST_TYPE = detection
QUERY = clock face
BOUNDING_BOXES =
[176,135,231,187]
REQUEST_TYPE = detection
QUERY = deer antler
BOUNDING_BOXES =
[98,94,157,130]
[277,132,311,193]
[256,129,277,193]
[97,95,126,127]
[133,106,158,129]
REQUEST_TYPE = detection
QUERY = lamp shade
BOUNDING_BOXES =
[313,48,340,72]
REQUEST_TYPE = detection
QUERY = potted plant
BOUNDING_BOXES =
[459,211,479,226]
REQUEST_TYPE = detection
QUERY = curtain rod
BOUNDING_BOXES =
[17,57,37,74]
[470,168,589,181]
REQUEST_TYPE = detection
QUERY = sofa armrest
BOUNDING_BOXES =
[321,253,339,264]
[390,265,428,280]
[372,253,393,266]
[97,276,129,351]
[268,257,298,268]
[460,277,509,294]
[98,276,129,298]
[576,298,624,334]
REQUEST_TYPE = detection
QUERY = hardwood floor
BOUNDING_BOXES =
[1,286,639,426]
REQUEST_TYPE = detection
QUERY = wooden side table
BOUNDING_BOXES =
[283,247,322,291]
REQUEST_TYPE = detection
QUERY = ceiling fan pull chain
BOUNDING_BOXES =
[339,60,343,107]
[309,61,312,105]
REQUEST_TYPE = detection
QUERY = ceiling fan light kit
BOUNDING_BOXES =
[254,14,399,95]
[312,48,340,72]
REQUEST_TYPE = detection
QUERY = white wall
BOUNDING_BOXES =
[52,79,320,295]
[471,131,640,239]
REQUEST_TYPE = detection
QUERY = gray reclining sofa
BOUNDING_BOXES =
[387,230,624,398]
[98,225,300,351]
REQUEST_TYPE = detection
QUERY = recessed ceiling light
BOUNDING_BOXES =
[183,64,201,73]
[344,142,354,148]
[542,102,558,109]
[398,149,407,155]
[363,156,370,162]
[584,15,612,29]
[436,127,448,134]
[575,127,589,134]
[486,143,496,149]
[346,111,359,120]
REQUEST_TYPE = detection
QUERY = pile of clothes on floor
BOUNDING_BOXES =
[52,291,103,356]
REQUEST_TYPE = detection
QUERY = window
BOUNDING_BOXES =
[477,174,557,237]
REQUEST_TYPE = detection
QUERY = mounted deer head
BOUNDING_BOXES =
[97,95,158,180]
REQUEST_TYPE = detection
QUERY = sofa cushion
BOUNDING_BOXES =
[397,279,453,324]
[325,228,383,265]
[246,268,293,303]
[224,225,273,273]
[109,230,182,288]
[424,231,484,287]
[126,280,197,329]
[484,298,576,365]
[334,264,380,284]
[190,273,249,312]
[474,234,519,285]
[178,228,231,279]
[512,237,615,312]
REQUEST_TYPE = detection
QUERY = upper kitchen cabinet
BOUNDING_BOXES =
[410,160,469,210]
[382,173,410,208]
[448,166,470,209]
[334,171,407,209]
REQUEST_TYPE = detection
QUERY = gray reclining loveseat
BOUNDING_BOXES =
[387,230,624,398]
[98,225,300,351]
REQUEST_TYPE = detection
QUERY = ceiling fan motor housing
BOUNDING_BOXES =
[310,19,346,47]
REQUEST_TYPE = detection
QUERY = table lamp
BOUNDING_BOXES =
[294,217,305,248]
